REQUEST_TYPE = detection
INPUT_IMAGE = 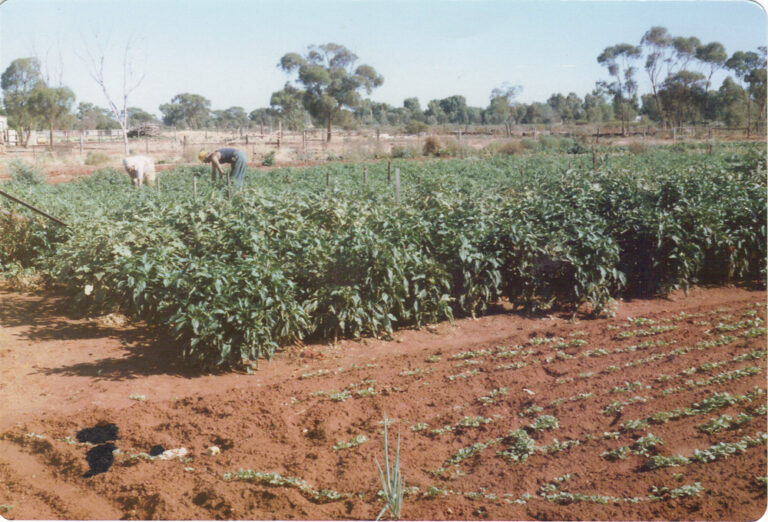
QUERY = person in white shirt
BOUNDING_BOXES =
[122,155,156,188]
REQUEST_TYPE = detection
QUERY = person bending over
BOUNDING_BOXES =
[198,148,247,187]
[123,155,156,188]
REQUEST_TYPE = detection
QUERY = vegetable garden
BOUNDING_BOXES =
[1,144,764,369]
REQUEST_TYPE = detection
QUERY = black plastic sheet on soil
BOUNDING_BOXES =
[77,423,119,478]
[76,423,119,444]
[83,442,116,478]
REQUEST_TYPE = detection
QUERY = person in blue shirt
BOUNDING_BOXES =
[198,148,248,187]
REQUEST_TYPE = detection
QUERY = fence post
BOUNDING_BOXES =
[363,165,367,185]
[326,171,330,187]
[193,175,197,200]
[395,167,400,205]
[387,159,391,183]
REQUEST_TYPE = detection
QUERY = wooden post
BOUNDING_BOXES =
[395,168,400,204]
[193,175,198,200]
[326,171,330,187]
[183,135,188,155]
[387,160,391,183]
[363,166,367,185]
[245,134,249,145]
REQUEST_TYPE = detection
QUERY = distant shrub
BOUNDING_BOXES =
[437,137,462,157]
[539,136,560,151]
[423,136,441,156]
[491,140,524,156]
[262,150,276,166]
[391,146,417,159]
[85,151,110,166]
[629,142,648,155]
[521,137,537,150]
[9,160,45,185]
[405,120,429,135]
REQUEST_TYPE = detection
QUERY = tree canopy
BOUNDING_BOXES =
[277,43,383,140]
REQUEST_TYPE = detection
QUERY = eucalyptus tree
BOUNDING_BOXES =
[277,43,383,141]
[597,43,642,134]
[269,83,307,131]
[725,49,764,136]
[488,83,522,134]
[159,93,211,129]
[640,26,673,127]
[30,84,75,149]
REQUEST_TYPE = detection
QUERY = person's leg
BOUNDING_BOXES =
[232,151,246,188]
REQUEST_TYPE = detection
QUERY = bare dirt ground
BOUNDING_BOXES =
[0,283,765,521]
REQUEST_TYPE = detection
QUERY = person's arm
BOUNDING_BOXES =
[209,152,224,181]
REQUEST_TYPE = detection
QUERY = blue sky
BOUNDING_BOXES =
[0,0,765,116]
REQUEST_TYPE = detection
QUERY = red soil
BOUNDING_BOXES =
[0,284,765,520]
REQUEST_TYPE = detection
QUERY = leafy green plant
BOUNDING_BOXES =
[498,429,536,463]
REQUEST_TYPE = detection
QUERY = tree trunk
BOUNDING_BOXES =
[49,121,54,151]
[326,111,333,142]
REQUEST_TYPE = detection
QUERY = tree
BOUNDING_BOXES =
[29,84,75,149]
[725,49,763,136]
[695,41,728,119]
[714,77,747,127]
[425,99,447,125]
[76,102,121,130]
[126,107,157,127]
[403,97,424,122]
[211,106,249,131]
[640,26,672,127]
[1,57,44,147]
[583,88,614,123]
[746,47,767,134]
[696,42,728,93]
[85,40,146,154]
[658,71,707,128]
[159,93,211,129]
[546,93,584,123]
[597,43,641,134]
[278,43,383,141]
[487,84,522,134]
[439,95,470,124]
[269,83,307,131]
[248,108,274,133]
[670,36,701,74]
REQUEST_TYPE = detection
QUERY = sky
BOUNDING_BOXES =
[0,0,766,117]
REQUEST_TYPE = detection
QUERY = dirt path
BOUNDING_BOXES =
[0,285,765,520]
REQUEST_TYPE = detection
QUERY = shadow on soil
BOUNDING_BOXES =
[0,289,200,380]
[33,330,198,381]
